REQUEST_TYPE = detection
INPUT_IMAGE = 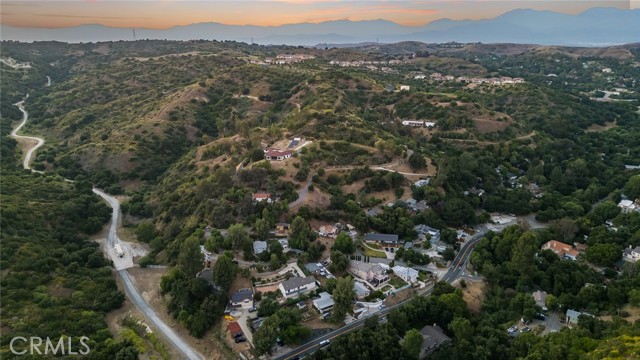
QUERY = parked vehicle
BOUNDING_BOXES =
[521,327,531,333]
[234,336,246,343]
[114,243,124,258]
[534,313,545,321]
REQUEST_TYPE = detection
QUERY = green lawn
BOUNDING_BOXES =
[361,245,386,258]
[389,276,408,288]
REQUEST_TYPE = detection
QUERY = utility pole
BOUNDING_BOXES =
[132,29,136,41]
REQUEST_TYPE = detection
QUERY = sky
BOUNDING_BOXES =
[1,0,635,29]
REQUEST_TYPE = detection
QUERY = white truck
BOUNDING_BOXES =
[114,243,125,258]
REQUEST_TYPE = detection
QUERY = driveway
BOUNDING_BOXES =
[236,309,254,345]
[541,312,564,334]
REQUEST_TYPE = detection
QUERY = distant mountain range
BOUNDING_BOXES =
[2,7,639,46]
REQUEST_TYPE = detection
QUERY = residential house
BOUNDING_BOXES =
[623,245,640,262]
[275,222,290,236]
[401,120,424,127]
[197,268,213,284]
[363,233,401,251]
[348,261,389,287]
[566,309,592,327]
[366,206,383,217]
[414,200,428,212]
[399,85,410,91]
[405,198,418,208]
[424,121,436,128]
[305,263,322,274]
[416,325,451,358]
[253,241,268,255]
[313,292,334,314]
[230,288,254,310]
[618,199,639,214]
[354,282,371,299]
[532,290,548,312]
[414,225,441,243]
[264,149,292,161]
[573,242,588,255]
[456,230,468,241]
[199,245,213,263]
[252,192,272,203]
[277,239,290,252]
[392,265,419,283]
[278,276,317,299]
[542,240,579,261]
[318,225,338,237]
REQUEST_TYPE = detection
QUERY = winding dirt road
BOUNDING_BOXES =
[10,97,45,172]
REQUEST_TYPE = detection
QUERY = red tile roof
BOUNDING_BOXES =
[227,322,242,335]
[252,193,271,199]
[265,149,292,157]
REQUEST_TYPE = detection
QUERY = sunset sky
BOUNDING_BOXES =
[1,1,635,29]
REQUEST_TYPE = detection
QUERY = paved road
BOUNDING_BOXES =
[92,189,134,270]
[10,97,45,171]
[12,94,203,360]
[273,286,435,360]
[288,177,313,209]
[95,190,204,360]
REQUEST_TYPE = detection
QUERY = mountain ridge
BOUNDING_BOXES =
[1,7,639,46]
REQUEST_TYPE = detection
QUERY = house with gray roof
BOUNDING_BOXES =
[313,292,334,314]
[363,233,400,250]
[566,309,592,327]
[353,281,371,299]
[414,325,451,358]
[278,276,317,299]
[253,240,268,255]
[230,288,254,309]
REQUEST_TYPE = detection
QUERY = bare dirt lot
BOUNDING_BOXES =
[473,118,511,134]
[455,278,488,313]
[600,304,640,323]
[384,288,415,307]
[586,120,617,132]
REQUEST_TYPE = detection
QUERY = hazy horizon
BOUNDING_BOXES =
[1,0,634,29]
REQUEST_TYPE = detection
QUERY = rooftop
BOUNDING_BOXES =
[305,263,321,273]
[313,292,334,310]
[349,260,385,274]
[363,233,399,244]
[252,192,271,199]
[265,149,292,157]
[253,240,268,254]
[280,276,316,291]
[231,288,253,304]
[353,282,370,297]
[418,325,451,357]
